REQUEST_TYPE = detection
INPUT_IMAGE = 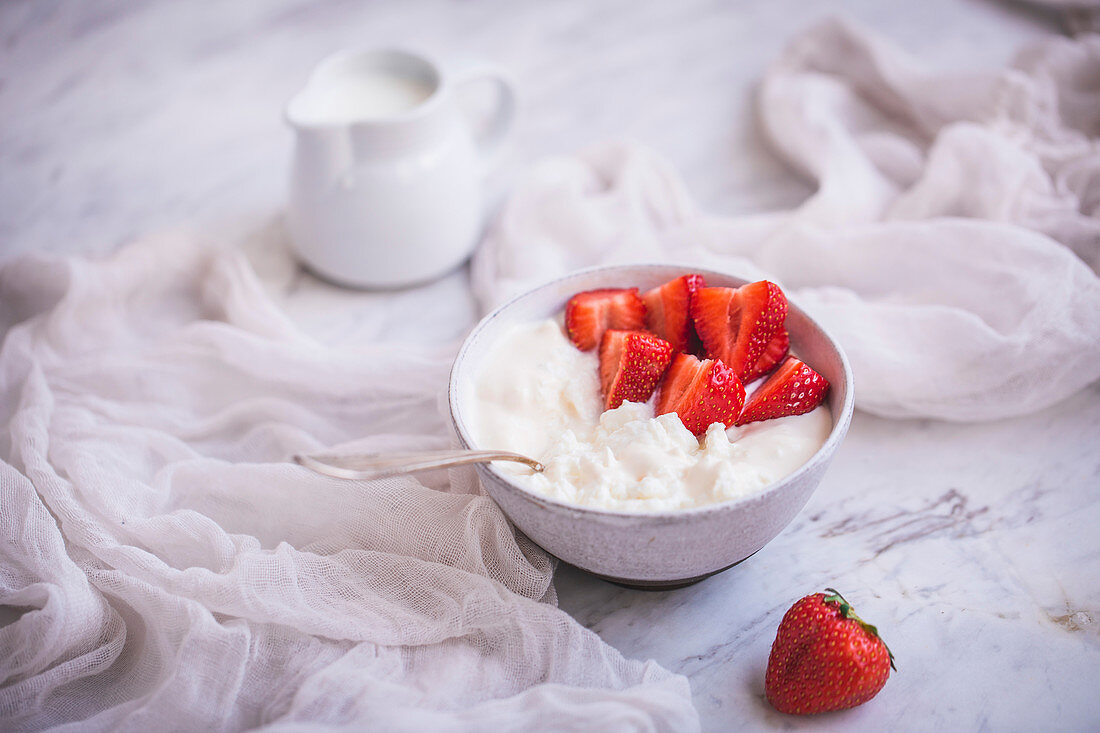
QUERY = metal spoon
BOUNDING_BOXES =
[293,449,545,481]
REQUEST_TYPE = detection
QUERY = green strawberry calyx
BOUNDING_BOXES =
[823,588,897,671]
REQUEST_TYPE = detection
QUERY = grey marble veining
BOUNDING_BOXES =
[2,1,1097,731]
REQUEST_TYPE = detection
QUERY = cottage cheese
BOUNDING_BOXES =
[466,319,832,512]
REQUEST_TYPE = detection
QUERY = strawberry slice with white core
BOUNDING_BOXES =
[691,281,788,382]
[642,274,706,353]
[748,327,790,384]
[565,288,646,351]
[655,353,746,436]
[736,356,829,426]
[599,330,674,410]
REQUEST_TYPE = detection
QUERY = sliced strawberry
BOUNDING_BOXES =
[564,288,646,351]
[690,286,737,364]
[736,356,829,426]
[654,353,701,416]
[642,274,706,353]
[599,330,674,410]
[746,327,790,384]
[691,281,788,382]
[655,353,746,436]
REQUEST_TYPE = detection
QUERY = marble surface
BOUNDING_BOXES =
[2,1,1098,731]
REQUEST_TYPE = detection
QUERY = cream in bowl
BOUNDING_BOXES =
[466,318,832,512]
[448,264,853,588]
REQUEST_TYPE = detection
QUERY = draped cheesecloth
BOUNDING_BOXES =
[3,18,1099,732]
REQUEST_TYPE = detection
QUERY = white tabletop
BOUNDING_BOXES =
[3,1,1097,730]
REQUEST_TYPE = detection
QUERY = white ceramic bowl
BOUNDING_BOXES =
[448,264,854,588]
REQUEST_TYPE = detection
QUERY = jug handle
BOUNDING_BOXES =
[452,66,517,170]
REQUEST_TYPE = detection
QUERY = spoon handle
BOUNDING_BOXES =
[293,449,545,481]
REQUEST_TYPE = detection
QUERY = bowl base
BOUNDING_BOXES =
[573,550,760,591]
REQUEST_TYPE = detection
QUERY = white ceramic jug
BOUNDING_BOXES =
[285,49,516,288]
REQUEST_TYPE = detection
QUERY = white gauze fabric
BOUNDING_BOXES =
[474,19,1100,421]
[0,237,698,731]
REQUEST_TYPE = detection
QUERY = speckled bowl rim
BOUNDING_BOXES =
[447,263,854,524]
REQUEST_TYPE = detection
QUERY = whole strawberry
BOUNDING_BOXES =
[765,589,895,715]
